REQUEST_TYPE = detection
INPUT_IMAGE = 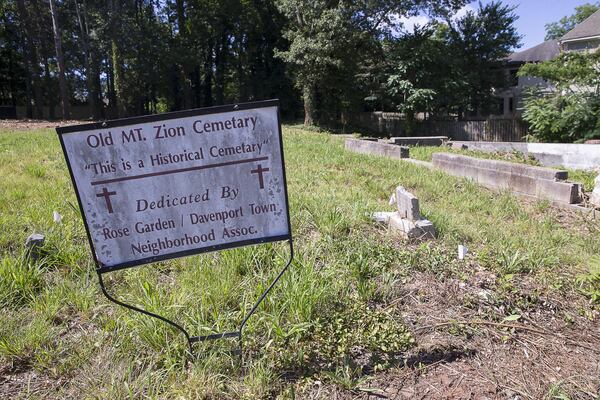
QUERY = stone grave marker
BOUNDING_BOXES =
[373,186,436,239]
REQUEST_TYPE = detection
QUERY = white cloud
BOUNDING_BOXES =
[394,4,476,33]
[454,3,475,19]
[396,15,431,32]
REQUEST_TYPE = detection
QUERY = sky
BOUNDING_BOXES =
[400,0,596,51]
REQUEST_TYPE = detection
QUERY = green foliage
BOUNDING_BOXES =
[519,51,600,143]
[4,0,519,128]
[277,301,414,373]
[362,1,520,125]
[440,1,521,115]
[576,256,600,304]
[545,2,600,41]
[1,0,297,119]
[275,0,468,125]
[0,257,45,307]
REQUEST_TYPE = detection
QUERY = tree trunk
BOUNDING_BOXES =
[75,0,98,120]
[43,57,55,120]
[49,0,70,119]
[109,0,125,117]
[16,0,44,119]
[303,83,316,126]
[32,0,55,119]
[23,60,34,118]
[214,29,228,105]
[112,41,125,117]
[175,0,192,109]
[107,56,116,118]
[203,46,213,107]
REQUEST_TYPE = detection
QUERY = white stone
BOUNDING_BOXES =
[388,193,396,206]
[53,211,62,224]
[26,233,45,247]
[458,245,468,260]
[388,213,435,239]
[371,211,394,224]
[25,233,45,260]
[395,186,420,221]
[590,175,600,207]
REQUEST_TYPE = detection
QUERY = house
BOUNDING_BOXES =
[559,9,600,52]
[495,9,600,117]
[495,39,560,117]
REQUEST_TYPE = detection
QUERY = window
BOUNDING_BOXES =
[509,69,519,87]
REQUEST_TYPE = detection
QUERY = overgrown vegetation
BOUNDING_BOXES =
[1,127,598,398]
[519,50,600,143]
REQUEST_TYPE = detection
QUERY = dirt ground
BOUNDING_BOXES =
[0,119,86,131]
[299,265,600,400]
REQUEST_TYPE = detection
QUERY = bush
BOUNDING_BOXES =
[519,51,600,143]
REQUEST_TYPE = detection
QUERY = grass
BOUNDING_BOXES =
[0,126,599,398]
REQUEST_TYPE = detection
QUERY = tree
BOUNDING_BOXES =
[275,0,468,126]
[74,0,100,119]
[49,0,70,119]
[15,0,44,118]
[545,2,600,41]
[519,51,600,143]
[377,25,445,133]
[2,0,515,126]
[0,1,24,110]
[441,1,521,116]
[360,1,520,130]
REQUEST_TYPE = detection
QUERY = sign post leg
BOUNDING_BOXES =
[95,239,294,359]
[97,270,195,356]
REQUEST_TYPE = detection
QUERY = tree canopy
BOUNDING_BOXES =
[544,2,600,41]
[1,0,520,127]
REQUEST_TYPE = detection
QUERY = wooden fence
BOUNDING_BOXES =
[354,112,528,142]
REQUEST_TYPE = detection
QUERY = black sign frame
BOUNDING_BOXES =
[57,100,294,356]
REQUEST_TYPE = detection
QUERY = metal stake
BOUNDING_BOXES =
[96,239,294,359]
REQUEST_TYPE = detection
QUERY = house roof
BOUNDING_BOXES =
[507,40,560,63]
[560,9,600,42]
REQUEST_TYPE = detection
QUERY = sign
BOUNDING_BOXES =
[57,100,291,272]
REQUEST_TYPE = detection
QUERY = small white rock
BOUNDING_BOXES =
[458,244,468,260]
[389,192,396,206]
[53,211,62,224]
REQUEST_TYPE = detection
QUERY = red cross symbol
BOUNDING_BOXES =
[96,187,117,214]
[250,164,270,189]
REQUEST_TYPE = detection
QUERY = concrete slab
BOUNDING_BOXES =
[391,136,448,146]
[345,138,409,159]
[449,141,600,170]
[388,213,435,239]
[433,153,568,181]
[402,158,434,169]
[432,153,582,205]
[371,211,394,224]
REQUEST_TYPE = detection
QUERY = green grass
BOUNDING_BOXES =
[1,127,599,398]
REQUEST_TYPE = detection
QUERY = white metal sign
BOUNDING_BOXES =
[57,101,291,271]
